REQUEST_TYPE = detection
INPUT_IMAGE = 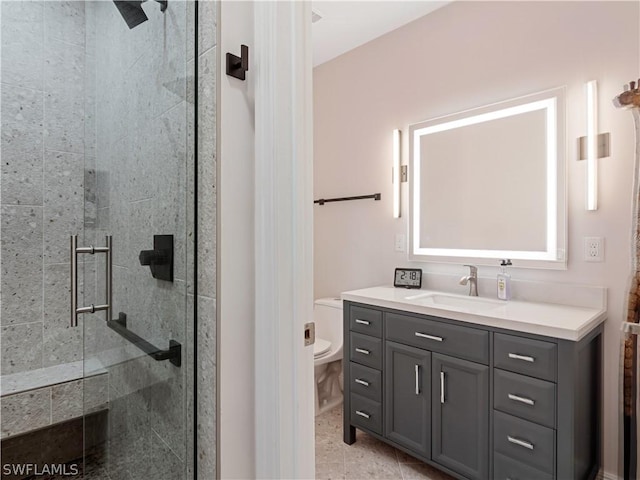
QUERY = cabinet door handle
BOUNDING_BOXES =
[507,435,534,450]
[508,353,535,363]
[508,393,535,406]
[355,410,370,419]
[355,378,370,387]
[440,371,445,403]
[355,319,370,325]
[415,332,444,342]
[355,348,370,355]
[415,365,420,395]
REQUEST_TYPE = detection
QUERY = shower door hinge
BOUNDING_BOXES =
[226,44,249,81]
[304,322,315,346]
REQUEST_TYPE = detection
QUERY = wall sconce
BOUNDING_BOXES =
[586,80,598,210]
[393,129,401,218]
[579,80,610,211]
[392,129,407,218]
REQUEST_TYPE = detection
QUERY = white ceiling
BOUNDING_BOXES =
[312,1,451,67]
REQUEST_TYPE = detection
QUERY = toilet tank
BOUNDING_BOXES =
[314,298,343,349]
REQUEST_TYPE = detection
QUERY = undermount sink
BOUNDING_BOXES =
[406,292,502,312]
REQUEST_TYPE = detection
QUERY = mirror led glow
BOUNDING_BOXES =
[411,92,562,262]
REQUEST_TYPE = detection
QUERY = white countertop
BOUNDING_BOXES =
[341,286,606,341]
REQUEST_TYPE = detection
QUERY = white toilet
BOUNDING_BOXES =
[313,297,344,416]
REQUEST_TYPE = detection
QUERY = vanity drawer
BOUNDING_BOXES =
[385,312,489,364]
[493,451,554,480]
[349,305,383,337]
[494,369,556,429]
[494,411,555,474]
[494,333,557,382]
[350,393,382,435]
[350,332,382,370]
[350,362,382,402]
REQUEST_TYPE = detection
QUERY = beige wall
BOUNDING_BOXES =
[313,1,639,476]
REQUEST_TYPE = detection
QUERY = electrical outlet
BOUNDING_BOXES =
[584,236,604,262]
[395,234,406,253]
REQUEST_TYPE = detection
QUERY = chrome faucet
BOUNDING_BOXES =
[459,265,478,296]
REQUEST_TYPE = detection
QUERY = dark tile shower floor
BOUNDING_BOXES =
[28,452,109,480]
[1,411,110,480]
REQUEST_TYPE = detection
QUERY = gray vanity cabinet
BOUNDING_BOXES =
[384,341,431,456]
[345,305,385,439]
[432,353,489,480]
[343,300,603,480]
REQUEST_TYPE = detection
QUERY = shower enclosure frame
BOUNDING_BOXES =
[193,2,200,478]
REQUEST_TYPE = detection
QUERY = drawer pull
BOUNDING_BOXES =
[355,319,370,325]
[355,348,370,355]
[355,410,370,419]
[354,378,370,387]
[508,393,535,406]
[415,365,420,395]
[440,371,446,403]
[508,353,535,363]
[507,435,534,450]
[415,332,444,342]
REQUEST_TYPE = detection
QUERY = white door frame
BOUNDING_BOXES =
[218,1,257,478]
[254,1,315,479]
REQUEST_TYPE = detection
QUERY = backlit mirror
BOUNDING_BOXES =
[409,88,566,269]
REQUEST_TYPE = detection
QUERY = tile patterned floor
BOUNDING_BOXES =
[315,405,455,480]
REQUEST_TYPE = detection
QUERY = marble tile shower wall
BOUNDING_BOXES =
[1,1,92,375]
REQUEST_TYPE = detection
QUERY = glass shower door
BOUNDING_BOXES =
[0,1,118,478]
[81,1,195,478]
[0,1,195,477]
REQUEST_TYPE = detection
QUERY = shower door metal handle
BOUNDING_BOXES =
[70,235,112,327]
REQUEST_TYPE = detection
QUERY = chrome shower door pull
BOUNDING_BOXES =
[70,235,112,327]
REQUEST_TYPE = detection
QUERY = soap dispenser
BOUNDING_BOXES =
[497,259,512,301]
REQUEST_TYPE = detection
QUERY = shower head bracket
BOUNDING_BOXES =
[113,0,167,30]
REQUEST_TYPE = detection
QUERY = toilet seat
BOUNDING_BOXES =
[314,337,331,358]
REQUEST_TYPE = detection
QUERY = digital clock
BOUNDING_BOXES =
[394,268,422,289]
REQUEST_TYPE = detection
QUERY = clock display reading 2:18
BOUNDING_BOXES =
[394,268,422,289]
